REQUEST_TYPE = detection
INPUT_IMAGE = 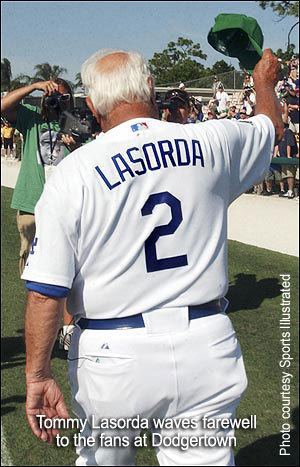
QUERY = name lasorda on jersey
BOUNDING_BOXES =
[95,138,205,190]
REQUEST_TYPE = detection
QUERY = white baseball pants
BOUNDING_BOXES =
[68,307,248,466]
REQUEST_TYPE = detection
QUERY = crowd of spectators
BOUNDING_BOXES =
[165,56,299,201]
[2,57,299,199]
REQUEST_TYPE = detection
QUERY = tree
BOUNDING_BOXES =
[255,1,299,18]
[210,60,235,76]
[275,44,298,62]
[8,74,33,91]
[74,72,83,90]
[1,58,12,91]
[148,37,207,85]
[33,62,68,82]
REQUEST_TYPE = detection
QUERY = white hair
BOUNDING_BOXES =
[81,48,153,117]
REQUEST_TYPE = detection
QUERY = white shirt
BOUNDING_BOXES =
[216,90,229,112]
[244,92,256,115]
[22,116,275,319]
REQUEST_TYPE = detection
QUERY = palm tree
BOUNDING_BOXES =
[33,62,68,81]
[9,74,34,91]
[74,72,83,90]
[1,58,12,91]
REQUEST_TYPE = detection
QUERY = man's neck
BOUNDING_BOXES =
[101,102,158,133]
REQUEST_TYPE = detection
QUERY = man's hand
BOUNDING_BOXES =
[253,49,281,88]
[26,377,70,444]
[25,292,66,443]
[34,80,59,96]
[60,133,82,151]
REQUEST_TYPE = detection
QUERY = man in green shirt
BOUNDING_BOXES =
[1,78,80,344]
[1,78,79,273]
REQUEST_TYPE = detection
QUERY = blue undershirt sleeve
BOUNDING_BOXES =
[26,281,69,298]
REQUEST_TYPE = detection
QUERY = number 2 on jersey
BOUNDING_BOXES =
[141,191,188,273]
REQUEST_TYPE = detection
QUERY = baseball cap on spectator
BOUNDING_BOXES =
[217,82,224,89]
[207,109,217,118]
[165,89,190,106]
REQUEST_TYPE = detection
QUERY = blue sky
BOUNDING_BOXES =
[1,1,299,83]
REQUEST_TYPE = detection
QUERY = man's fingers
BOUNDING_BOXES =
[43,81,59,95]
[262,48,273,57]
[57,402,70,419]
[27,413,45,440]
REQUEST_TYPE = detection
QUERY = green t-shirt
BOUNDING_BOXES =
[10,104,70,214]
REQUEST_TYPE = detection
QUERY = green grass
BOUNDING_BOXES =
[1,186,299,466]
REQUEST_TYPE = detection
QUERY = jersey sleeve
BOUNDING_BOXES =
[21,162,80,288]
[217,114,275,205]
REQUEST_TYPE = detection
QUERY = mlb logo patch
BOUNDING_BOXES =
[131,122,149,132]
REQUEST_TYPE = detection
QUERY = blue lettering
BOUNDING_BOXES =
[192,140,204,167]
[143,143,161,171]
[127,147,146,175]
[30,237,38,255]
[158,140,176,168]
[95,166,121,190]
[112,154,135,182]
[175,139,190,166]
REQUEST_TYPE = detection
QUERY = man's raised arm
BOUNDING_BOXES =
[253,48,284,145]
[1,81,59,124]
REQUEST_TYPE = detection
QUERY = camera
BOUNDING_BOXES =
[161,99,185,112]
[156,98,187,116]
[155,98,181,119]
[44,92,68,110]
[58,108,101,143]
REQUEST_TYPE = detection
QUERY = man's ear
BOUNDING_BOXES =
[85,97,101,125]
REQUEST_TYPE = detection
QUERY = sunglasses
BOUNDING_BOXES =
[60,94,71,101]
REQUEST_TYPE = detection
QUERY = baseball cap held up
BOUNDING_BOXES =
[207,13,263,74]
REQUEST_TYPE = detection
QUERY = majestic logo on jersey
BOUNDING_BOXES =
[101,343,110,350]
[131,122,149,132]
[30,237,38,255]
[95,138,205,191]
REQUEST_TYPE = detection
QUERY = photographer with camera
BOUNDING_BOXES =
[281,82,299,135]
[1,78,80,344]
[1,78,79,274]
[161,88,190,124]
[241,85,256,116]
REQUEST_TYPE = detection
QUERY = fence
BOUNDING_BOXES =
[159,70,246,91]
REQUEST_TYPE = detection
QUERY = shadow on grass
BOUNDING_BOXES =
[1,395,26,416]
[1,335,25,364]
[226,273,281,314]
[236,408,299,466]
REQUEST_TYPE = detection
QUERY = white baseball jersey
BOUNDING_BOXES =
[22,115,274,319]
